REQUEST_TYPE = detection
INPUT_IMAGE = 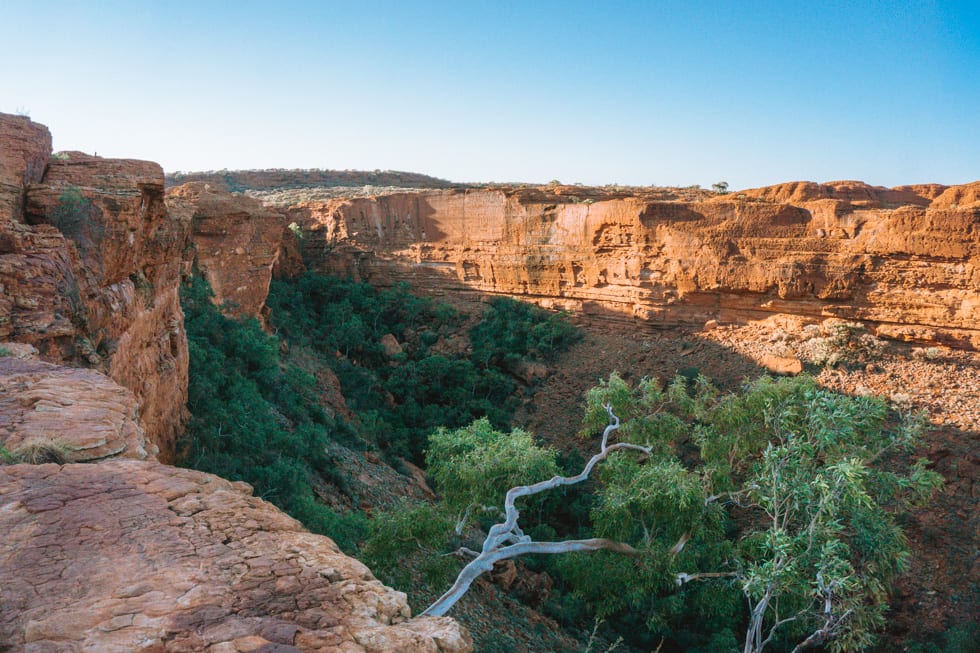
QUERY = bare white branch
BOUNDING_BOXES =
[421,405,652,617]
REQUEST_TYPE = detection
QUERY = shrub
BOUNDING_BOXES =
[1,438,72,464]
[799,320,886,368]
[178,275,365,551]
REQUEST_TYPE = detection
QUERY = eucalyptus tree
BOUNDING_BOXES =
[369,374,941,652]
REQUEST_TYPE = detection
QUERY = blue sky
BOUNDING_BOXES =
[2,1,977,189]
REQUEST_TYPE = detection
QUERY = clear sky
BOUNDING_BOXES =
[2,1,977,189]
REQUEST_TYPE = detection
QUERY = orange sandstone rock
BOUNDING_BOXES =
[0,357,155,461]
[0,459,471,652]
[289,184,980,349]
[0,113,50,224]
[167,182,286,319]
[2,115,190,458]
[21,149,190,459]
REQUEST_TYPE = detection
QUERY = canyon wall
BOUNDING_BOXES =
[1,115,190,458]
[1,114,295,456]
[0,112,471,652]
[168,181,290,320]
[288,183,980,348]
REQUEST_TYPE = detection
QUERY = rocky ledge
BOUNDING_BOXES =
[0,358,470,653]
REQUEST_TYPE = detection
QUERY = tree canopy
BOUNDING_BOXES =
[369,373,942,653]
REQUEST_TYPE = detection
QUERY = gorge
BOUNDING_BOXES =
[1,111,977,652]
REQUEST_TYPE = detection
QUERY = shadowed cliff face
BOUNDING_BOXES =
[288,183,980,349]
[167,181,292,321]
[1,115,190,460]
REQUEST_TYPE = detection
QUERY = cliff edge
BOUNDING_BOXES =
[0,112,471,653]
[284,181,979,349]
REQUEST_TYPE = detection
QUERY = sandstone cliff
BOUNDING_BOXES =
[167,182,290,320]
[287,183,980,349]
[1,114,189,459]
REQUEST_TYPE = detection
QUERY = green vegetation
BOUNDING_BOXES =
[565,373,941,652]
[180,273,580,550]
[266,273,579,463]
[369,374,941,653]
[49,186,96,238]
[179,269,939,651]
[470,296,582,370]
[178,275,367,550]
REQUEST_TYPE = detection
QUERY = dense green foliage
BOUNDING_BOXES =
[363,419,567,606]
[362,500,459,595]
[180,273,580,551]
[426,418,561,520]
[266,273,579,462]
[178,275,367,550]
[180,268,939,651]
[570,374,941,652]
[470,296,582,369]
[370,373,941,653]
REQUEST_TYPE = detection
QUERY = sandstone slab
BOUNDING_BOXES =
[0,459,471,652]
[0,358,154,461]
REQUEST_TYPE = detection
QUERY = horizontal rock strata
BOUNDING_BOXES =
[1,112,190,458]
[289,182,980,348]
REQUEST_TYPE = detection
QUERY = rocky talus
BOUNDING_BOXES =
[289,181,980,349]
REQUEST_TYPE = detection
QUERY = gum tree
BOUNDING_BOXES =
[375,374,941,652]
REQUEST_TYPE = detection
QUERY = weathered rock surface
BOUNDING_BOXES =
[0,354,471,651]
[167,182,286,319]
[0,113,50,224]
[1,113,190,459]
[0,459,471,653]
[0,357,155,461]
[289,182,980,349]
[1,114,76,349]
[22,150,190,460]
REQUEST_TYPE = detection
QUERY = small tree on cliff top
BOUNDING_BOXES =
[391,374,940,653]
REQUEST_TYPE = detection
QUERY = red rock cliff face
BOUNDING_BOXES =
[290,184,980,349]
[1,113,190,459]
[167,182,289,320]
[0,115,470,652]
